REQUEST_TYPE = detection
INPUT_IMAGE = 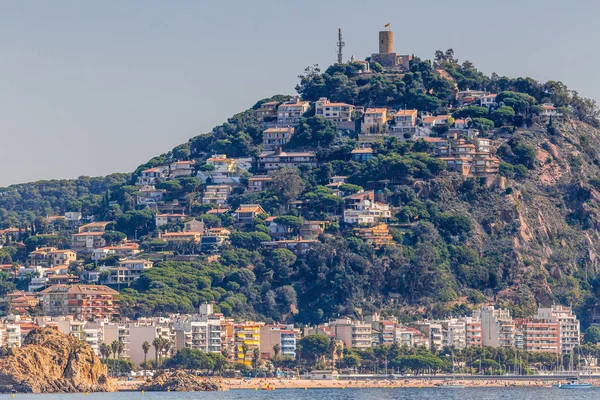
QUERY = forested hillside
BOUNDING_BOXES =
[2,49,600,326]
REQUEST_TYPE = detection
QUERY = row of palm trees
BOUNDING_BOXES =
[98,336,174,376]
[99,340,125,377]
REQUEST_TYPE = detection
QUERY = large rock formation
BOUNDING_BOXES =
[0,328,114,393]
[140,370,223,392]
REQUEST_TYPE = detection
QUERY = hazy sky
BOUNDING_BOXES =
[1,0,599,186]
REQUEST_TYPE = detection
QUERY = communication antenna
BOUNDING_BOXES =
[336,28,345,64]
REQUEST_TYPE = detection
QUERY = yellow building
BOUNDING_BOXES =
[234,322,264,366]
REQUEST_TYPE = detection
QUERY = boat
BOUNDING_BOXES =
[436,350,465,388]
[559,378,592,389]
[436,382,466,389]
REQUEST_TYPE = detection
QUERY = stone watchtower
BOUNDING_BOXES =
[379,30,394,54]
[371,27,412,71]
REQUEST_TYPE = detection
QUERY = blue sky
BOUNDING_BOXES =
[1,0,598,186]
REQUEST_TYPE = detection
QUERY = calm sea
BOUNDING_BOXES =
[0,388,599,400]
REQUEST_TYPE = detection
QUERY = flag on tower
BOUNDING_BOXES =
[384,23,390,27]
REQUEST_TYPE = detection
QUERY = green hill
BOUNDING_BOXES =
[2,50,600,325]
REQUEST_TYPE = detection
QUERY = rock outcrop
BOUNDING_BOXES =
[140,370,223,392]
[0,328,114,393]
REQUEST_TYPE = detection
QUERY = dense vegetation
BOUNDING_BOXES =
[2,49,600,327]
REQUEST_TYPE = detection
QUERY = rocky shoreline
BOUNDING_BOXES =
[139,370,224,392]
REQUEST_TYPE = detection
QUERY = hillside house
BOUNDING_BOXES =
[200,228,231,250]
[257,148,317,172]
[160,232,202,246]
[71,232,105,251]
[206,155,237,183]
[422,115,449,128]
[480,94,497,108]
[247,176,272,192]
[137,185,166,206]
[138,166,169,185]
[235,204,266,224]
[29,248,76,268]
[277,98,310,125]
[256,101,279,121]
[355,224,393,248]
[299,221,325,239]
[102,259,153,284]
[78,222,111,233]
[351,148,373,162]
[540,103,562,117]
[261,238,318,255]
[392,109,417,131]
[361,108,388,134]
[170,161,196,178]
[263,127,295,150]
[315,97,355,122]
[344,192,390,225]
[91,243,140,261]
[184,219,205,233]
[202,185,231,205]
[155,213,186,227]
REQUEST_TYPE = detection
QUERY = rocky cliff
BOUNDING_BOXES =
[0,328,114,393]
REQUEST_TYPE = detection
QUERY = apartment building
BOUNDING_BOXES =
[409,321,444,350]
[328,318,372,349]
[233,322,264,366]
[473,306,515,348]
[536,305,580,354]
[516,318,560,353]
[103,322,161,365]
[259,325,297,359]
[40,284,119,321]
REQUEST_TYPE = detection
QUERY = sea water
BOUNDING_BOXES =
[0,388,598,400]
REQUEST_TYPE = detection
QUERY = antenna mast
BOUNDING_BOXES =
[336,28,345,64]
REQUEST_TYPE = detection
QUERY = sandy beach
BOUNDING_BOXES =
[116,377,600,391]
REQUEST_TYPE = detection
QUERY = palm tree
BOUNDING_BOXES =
[110,340,119,377]
[152,337,162,369]
[273,344,281,357]
[99,343,111,363]
[241,343,249,364]
[252,348,261,370]
[161,339,172,366]
[335,344,344,369]
[142,341,151,366]
[116,340,125,375]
